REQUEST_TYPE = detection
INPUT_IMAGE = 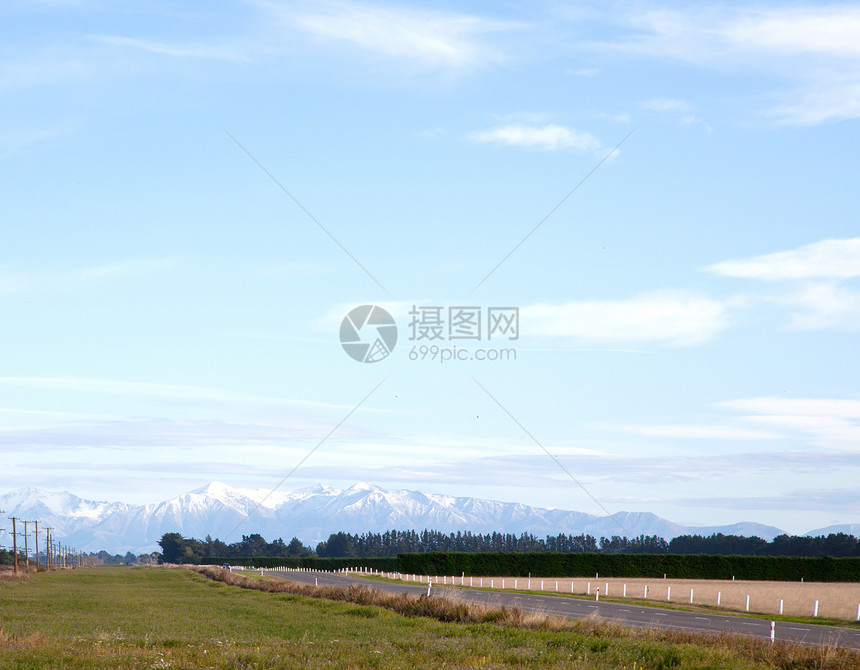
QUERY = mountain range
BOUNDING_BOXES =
[0,481,846,555]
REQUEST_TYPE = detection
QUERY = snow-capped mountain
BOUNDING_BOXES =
[1,482,790,555]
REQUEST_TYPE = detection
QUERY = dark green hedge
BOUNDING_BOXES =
[397,552,860,582]
[201,556,399,571]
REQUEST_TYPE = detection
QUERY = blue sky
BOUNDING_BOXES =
[2,0,859,535]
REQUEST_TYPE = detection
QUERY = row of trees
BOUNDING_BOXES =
[157,529,860,563]
[158,533,314,564]
[317,530,860,558]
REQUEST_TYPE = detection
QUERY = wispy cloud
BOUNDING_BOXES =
[522,291,729,346]
[677,488,860,512]
[471,123,601,152]
[639,97,711,130]
[88,35,250,62]
[706,238,860,330]
[617,424,781,440]
[273,0,519,69]
[640,97,694,113]
[609,6,860,124]
[719,397,860,450]
[0,376,369,412]
[0,416,362,450]
[719,397,860,419]
[707,238,860,281]
[0,124,71,159]
[0,258,181,295]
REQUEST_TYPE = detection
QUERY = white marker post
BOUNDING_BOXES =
[745,595,750,612]
[717,592,721,606]
[690,589,694,604]
[813,600,819,618]
[623,584,627,597]
[779,599,784,615]
[427,583,431,597]
[643,585,648,598]
[770,621,775,644]
[596,587,600,602]
[667,586,671,601]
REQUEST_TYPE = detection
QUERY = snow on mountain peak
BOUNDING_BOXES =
[348,482,381,492]
[0,481,802,555]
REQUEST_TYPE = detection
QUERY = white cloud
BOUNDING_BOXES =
[566,67,599,77]
[768,77,860,125]
[640,97,694,113]
[282,0,518,69]
[719,397,860,419]
[706,239,860,330]
[778,282,860,329]
[0,258,181,295]
[0,125,69,159]
[618,424,780,440]
[719,397,860,450]
[724,8,860,58]
[706,238,860,281]
[89,35,250,62]
[470,123,601,152]
[612,6,860,125]
[522,291,729,346]
[0,376,364,412]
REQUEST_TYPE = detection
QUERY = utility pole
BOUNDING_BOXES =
[23,521,30,569]
[45,527,53,569]
[9,517,18,574]
[33,521,39,569]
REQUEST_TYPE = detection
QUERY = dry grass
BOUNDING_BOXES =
[394,573,860,620]
[0,568,31,584]
[0,629,46,650]
[187,565,860,669]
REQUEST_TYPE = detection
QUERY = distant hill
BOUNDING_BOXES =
[804,523,860,537]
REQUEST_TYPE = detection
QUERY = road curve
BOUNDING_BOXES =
[263,570,860,650]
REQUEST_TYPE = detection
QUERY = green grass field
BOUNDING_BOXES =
[1,567,857,669]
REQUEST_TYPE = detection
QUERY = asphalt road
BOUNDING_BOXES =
[264,569,860,650]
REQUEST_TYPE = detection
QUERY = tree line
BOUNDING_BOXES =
[156,529,860,563]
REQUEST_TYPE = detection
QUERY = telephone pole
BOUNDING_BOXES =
[9,517,18,574]
[23,521,30,569]
[33,521,39,569]
[45,527,53,569]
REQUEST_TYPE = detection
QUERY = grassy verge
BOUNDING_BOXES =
[0,566,855,669]
[351,573,860,629]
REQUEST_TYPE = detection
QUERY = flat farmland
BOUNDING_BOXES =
[6,566,860,669]
[391,573,860,620]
